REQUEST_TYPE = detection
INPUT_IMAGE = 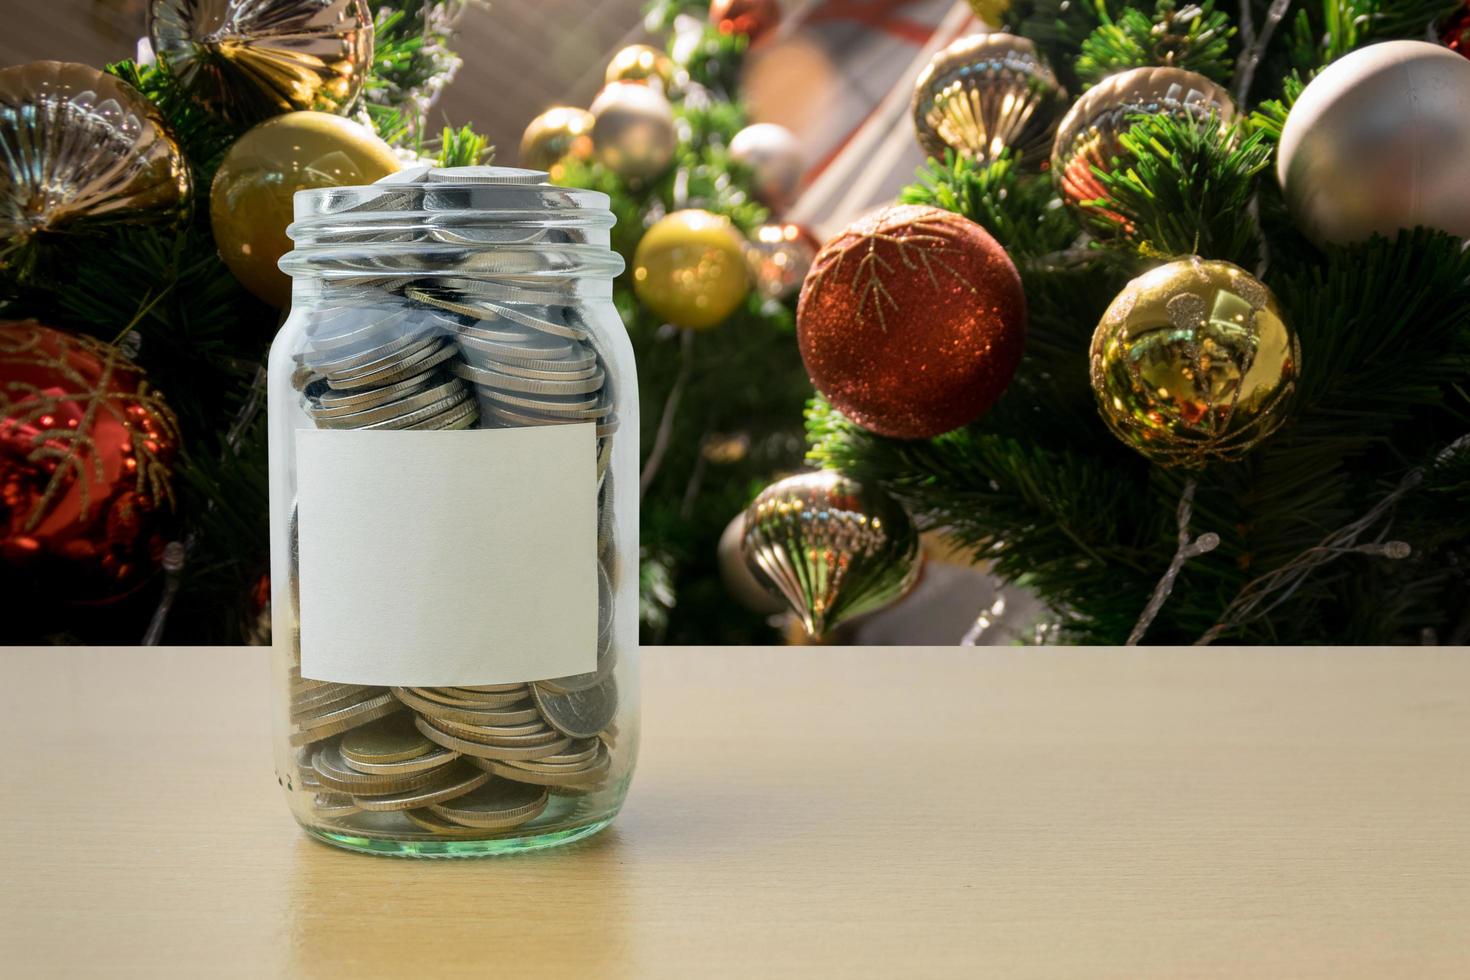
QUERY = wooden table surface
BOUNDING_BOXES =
[2,647,1467,978]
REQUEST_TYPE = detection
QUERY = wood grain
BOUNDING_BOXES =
[1,647,1466,978]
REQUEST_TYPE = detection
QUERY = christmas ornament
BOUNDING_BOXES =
[796,204,1025,440]
[1277,41,1470,245]
[633,209,750,329]
[589,81,677,181]
[965,0,1012,27]
[1442,3,1470,59]
[148,0,374,124]
[741,470,920,636]
[1090,257,1299,467]
[604,43,676,92]
[0,61,190,268]
[210,110,399,307]
[519,106,595,173]
[718,510,786,615]
[1052,67,1235,229]
[745,221,819,301]
[729,122,804,211]
[911,33,1065,165]
[709,0,780,43]
[0,321,180,605]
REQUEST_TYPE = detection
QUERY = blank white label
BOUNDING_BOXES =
[296,425,596,685]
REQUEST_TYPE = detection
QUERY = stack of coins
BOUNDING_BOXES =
[283,166,625,839]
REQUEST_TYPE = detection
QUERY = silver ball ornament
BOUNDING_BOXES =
[729,122,804,211]
[590,81,677,180]
[1278,41,1470,245]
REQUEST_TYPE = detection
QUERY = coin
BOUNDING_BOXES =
[389,688,541,726]
[340,714,435,765]
[532,679,618,739]
[397,686,528,709]
[341,746,460,778]
[313,378,467,429]
[403,807,491,837]
[312,743,447,795]
[351,762,490,812]
[451,361,605,396]
[312,792,360,818]
[414,715,572,761]
[426,166,546,184]
[429,780,549,829]
[289,692,401,747]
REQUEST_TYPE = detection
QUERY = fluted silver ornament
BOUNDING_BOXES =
[0,61,190,268]
[1051,67,1235,229]
[741,471,920,636]
[911,33,1065,165]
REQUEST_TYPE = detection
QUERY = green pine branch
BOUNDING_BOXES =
[1076,0,1237,86]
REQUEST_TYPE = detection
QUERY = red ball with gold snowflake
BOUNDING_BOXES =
[796,204,1026,439]
[0,321,180,606]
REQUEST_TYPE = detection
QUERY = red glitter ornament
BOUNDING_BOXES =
[709,0,781,43]
[1441,3,1470,59]
[0,321,180,606]
[796,205,1026,439]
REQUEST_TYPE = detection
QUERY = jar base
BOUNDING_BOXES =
[302,816,615,858]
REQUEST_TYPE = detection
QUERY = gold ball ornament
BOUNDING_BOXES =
[740,470,921,637]
[605,44,676,92]
[1052,67,1235,230]
[0,61,190,269]
[729,122,804,211]
[745,222,820,301]
[519,106,595,174]
[148,0,374,124]
[1090,257,1300,468]
[633,209,750,329]
[911,33,1065,166]
[1278,41,1470,245]
[210,111,399,307]
[590,81,678,181]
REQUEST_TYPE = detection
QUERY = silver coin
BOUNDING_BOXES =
[532,678,617,739]
[313,378,466,429]
[475,385,603,413]
[376,164,434,184]
[416,398,480,430]
[363,389,472,430]
[426,166,547,184]
[452,360,605,396]
[403,807,493,837]
[312,792,360,818]
[289,693,401,747]
[428,780,548,829]
[306,319,428,375]
[390,687,538,725]
[398,686,528,709]
[414,715,572,761]
[326,339,457,390]
[351,763,490,812]
[427,716,555,741]
[312,367,439,412]
[312,743,446,795]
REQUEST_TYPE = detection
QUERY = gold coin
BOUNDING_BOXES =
[397,686,527,709]
[390,687,538,725]
[429,781,549,829]
[312,792,360,819]
[340,714,435,765]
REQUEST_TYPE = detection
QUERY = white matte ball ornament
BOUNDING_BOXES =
[729,122,804,211]
[590,81,677,180]
[1278,41,1470,245]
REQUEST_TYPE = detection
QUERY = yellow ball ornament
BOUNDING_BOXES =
[1090,257,1300,468]
[605,43,675,91]
[210,111,399,307]
[633,209,750,330]
[519,106,595,174]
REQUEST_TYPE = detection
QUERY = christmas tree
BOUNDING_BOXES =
[0,0,489,643]
[803,0,1470,643]
[541,0,814,644]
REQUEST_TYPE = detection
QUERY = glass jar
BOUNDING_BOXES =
[267,167,637,856]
